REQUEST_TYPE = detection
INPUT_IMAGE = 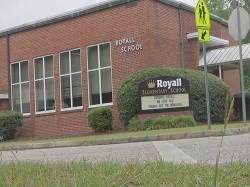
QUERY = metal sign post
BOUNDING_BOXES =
[236,4,247,126]
[228,1,249,126]
[195,0,211,129]
[203,43,211,129]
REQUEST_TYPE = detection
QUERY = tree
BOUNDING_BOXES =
[207,0,233,19]
[207,0,249,43]
[241,0,250,44]
[207,0,250,90]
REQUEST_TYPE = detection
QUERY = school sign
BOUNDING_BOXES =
[139,76,190,113]
[195,0,211,42]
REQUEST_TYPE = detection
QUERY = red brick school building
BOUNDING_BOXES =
[0,0,240,138]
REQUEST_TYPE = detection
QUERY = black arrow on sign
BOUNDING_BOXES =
[201,31,207,40]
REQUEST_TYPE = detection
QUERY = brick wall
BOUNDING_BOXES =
[223,69,241,96]
[0,0,240,138]
[0,100,9,111]
[0,36,9,94]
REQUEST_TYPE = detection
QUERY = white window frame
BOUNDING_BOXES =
[34,54,55,114]
[10,60,30,116]
[59,48,83,111]
[87,42,113,108]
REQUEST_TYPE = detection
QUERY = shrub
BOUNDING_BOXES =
[244,68,250,90]
[88,107,112,132]
[152,115,196,130]
[171,115,197,128]
[0,110,23,140]
[128,116,141,131]
[142,117,154,131]
[153,116,174,129]
[117,68,230,127]
[232,90,250,121]
[127,115,197,131]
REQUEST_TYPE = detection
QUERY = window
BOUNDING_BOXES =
[87,43,112,106]
[11,60,30,114]
[60,49,82,109]
[34,55,55,113]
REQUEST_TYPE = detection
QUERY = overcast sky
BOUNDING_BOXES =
[0,0,198,31]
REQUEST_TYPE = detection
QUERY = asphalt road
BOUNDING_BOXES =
[1,133,249,164]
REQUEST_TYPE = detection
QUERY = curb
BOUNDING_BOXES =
[0,127,249,151]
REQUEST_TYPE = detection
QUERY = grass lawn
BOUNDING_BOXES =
[0,122,249,149]
[0,123,249,186]
[0,161,249,186]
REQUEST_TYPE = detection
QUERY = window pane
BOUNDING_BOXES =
[35,58,43,79]
[61,75,71,108]
[101,68,112,104]
[45,55,53,78]
[89,70,100,105]
[11,63,19,84]
[12,85,20,112]
[100,43,111,68]
[35,80,44,112]
[21,61,29,82]
[21,83,30,113]
[45,79,55,111]
[72,73,82,107]
[71,49,81,73]
[60,52,70,75]
[88,46,98,70]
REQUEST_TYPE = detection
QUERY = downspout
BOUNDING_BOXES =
[220,18,223,38]
[219,65,222,79]
[7,35,11,110]
[178,4,184,68]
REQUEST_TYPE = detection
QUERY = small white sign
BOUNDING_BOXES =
[228,7,250,41]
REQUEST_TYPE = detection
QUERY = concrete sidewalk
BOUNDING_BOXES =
[1,133,249,164]
[0,126,249,151]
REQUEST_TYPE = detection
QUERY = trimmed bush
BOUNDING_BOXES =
[232,90,250,121]
[142,117,154,131]
[153,116,174,129]
[128,116,141,131]
[153,115,196,130]
[117,68,230,127]
[127,115,197,131]
[88,107,112,132]
[171,115,197,128]
[0,110,23,140]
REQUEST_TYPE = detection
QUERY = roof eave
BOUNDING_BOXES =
[0,0,134,37]
[0,0,228,37]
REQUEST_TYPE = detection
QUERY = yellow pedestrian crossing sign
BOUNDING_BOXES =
[198,29,210,42]
[195,0,210,29]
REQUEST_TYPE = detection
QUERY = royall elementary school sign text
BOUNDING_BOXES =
[139,76,190,112]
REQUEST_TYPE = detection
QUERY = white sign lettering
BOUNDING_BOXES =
[141,93,189,110]
[156,78,182,89]
[115,36,143,53]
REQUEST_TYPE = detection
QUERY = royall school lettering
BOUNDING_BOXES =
[157,78,182,88]
[115,36,143,53]
[141,78,186,96]
[139,76,190,112]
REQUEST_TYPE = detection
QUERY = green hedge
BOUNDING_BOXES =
[127,115,197,131]
[152,115,197,130]
[0,110,23,140]
[232,90,250,121]
[87,107,112,132]
[244,68,250,90]
[117,68,230,127]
